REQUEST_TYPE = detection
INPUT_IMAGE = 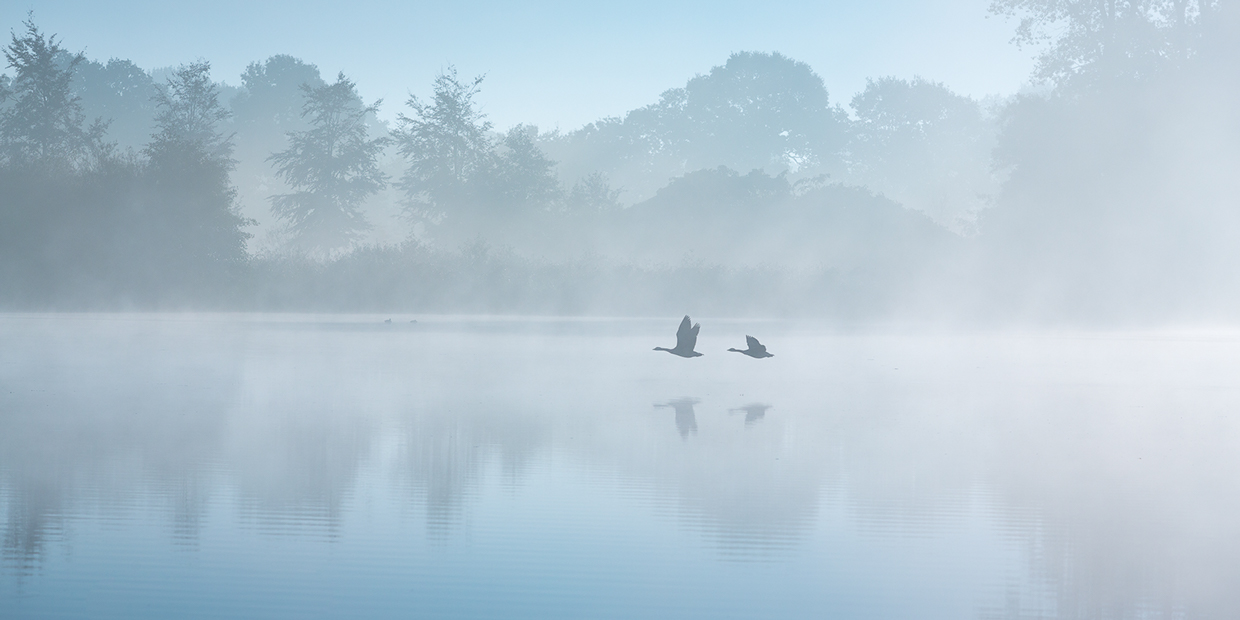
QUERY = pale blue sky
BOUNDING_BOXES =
[2,0,1035,131]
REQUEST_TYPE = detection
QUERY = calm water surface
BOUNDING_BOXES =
[2,314,1238,619]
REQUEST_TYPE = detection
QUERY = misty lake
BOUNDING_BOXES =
[2,314,1238,619]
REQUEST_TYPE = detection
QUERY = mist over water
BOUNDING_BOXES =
[4,2,1240,617]
[2,314,1238,618]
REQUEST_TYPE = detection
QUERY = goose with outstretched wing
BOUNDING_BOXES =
[654,315,703,357]
[729,335,773,358]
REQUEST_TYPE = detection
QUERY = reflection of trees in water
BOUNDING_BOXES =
[6,320,1237,617]
[677,467,825,559]
[228,406,375,539]
[0,320,240,569]
[585,398,829,560]
[646,397,823,559]
[679,408,824,560]
[167,479,212,546]
[671,483,822,561]
[0,318,555,569]
[969,387,1240,620]
[822,349,1240,620]
[397,408,546,540]
[2,485,66,577]
[402,417,476,539]
[0,374,383,566]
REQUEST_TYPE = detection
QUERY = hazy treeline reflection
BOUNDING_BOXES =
[3,317,1240,618]
[4,4,1239,320]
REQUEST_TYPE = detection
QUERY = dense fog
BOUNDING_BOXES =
[7,316,1240,618]
[6,6,1240,616]
[2,2,1239,322]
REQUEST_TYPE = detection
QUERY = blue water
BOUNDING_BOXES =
[2,314,1237,618]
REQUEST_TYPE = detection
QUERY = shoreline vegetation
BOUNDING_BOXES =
[4,5,1240,322]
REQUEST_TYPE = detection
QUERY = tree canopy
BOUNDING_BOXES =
[989,0,1223,88]
[394,66,493,219]
[0,17,103,172]
[848,76,998,231]
[231,55,326,149]
[543,51,845,204]
[268,73,389,253]
[145,61,251,277]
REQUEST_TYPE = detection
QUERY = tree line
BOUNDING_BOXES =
[3,2,1239,319]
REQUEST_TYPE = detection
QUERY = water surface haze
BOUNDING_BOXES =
[3,314,1238,618]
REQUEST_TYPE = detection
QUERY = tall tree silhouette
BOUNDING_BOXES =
[978,0,1240,319]
[989,0,1218,89]
[664,51,842,173]
[542,51,845,204]
[231,55,326,160]
[0,16,104,172]
[0,18,118,305]
[268,73,389,254]
[71,57,159,152]
[566,172,622,212]
[485,124,561,213]
[144,61,251,290]
[393,67,494,222]
[848,77,997,231]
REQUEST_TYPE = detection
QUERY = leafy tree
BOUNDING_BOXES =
[664,51,842,173]
[638,166,791,215]
[989,0,1220,88]
[566,171,622,212]
[226,55,328,247]
[0,16,104,172]
[541,52,846,204]
[848,77,998,232]
[71,57,160,152]
[393,66,494,219]
[486,124,562,211]
[144,61,251,284]
[268,73,390,253]
[231,55,326,153]
[148,61,233,166]
[977,1,1240,318]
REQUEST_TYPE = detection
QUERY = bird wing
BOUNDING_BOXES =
[745,335,766,354]
[675,315,694,349]
[686,321,700,350]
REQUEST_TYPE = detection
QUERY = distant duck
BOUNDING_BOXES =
[729,335,773,358]
[384,318,392,324]
[654,315,703,357]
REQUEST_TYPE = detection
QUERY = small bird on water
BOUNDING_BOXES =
[729,335,773,358]
[654,315,703,357]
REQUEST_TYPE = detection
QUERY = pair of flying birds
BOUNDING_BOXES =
[654,315,772,359]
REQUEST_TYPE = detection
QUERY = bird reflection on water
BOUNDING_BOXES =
[729,403,771,426]
[6,315,1240,619]
[656,398,700,439]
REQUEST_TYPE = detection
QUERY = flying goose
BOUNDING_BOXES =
[654,315,703,357]
[729,335,773,358]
